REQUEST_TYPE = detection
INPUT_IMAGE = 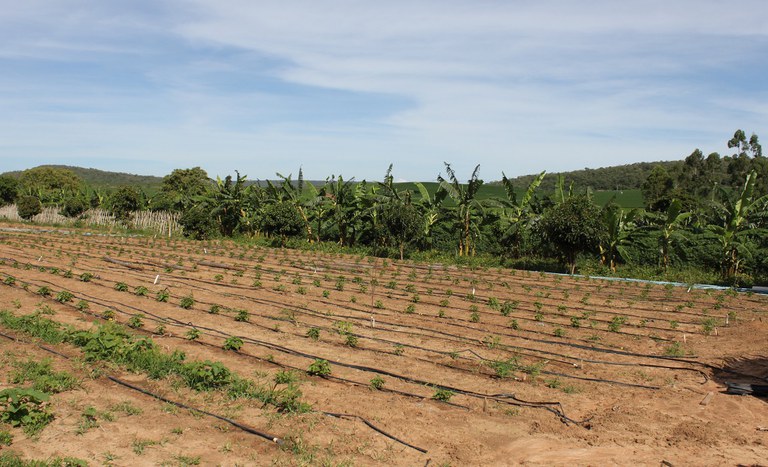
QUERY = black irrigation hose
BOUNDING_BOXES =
[1,278,592,425]
[323,412,428,454]
[0,323,432,454]
[0,271,708,390]
[0,329,286,445]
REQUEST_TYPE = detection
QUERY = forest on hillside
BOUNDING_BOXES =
[1,130,766,285]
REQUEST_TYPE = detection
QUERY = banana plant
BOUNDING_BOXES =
[599,204,638,271]
[495,171,546,254]
[266,168,320,242]
[437,163,484,256]
[709,170,768,280]
[322,175,364,246]
[657,199,691,272]
[413,181,447,250]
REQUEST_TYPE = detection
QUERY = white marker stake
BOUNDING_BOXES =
[154,275,160,285]
[38,256,42,262]
[204,248,207,254]
[683,334,687,343]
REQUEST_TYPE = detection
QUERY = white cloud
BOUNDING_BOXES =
[0,1,766,180]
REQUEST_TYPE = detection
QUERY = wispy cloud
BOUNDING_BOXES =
[0,1,765,180]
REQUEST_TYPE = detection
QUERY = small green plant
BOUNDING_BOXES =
[432,388,454,402]
[0,430,12,446]
[0,388,54,437]
[79,272,94,282]
[404,304,416,314]
[470,311,480,323]
[2,276,15,285]
[223,336,243,351]
[489,358,519,378]
[307,359,331,377]
[186,328,201,340]
[669,320,679,330]
[570,316,581,328]
[102,309,116,320]
[114,282,129,292]
[509,319,519,330]
[322,289,330,298]
[214,274,224,282]
[664,341,684,357]
[209,304,221,314]
[534,312,544,321]
[36,286,51,296]
[345,334,359,348]
[75,300,89,311]
[179,295,195,309]
[55,290,74,303]
[553,327,565,338]
[369,376,385,390]
[234,309,250,322]
[608,315,627,332]
[393,344,405,356]
[155,289,170,302]
[702,317,717,335]
[134,286,149,296]
[374,300,384,309]
[306,327,320,340]
[127,314,144,329]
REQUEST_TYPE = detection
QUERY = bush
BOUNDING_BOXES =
[59,196,88,218]
[181,361,231,391]
[17,195,42,220]
[307,359,331,377]
[179,205,218,240]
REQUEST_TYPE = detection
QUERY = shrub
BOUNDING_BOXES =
[181,361,231,391]
[55,290,74,303]
[114,282,129,292]
[17,195,42,220]
[0,388,54,436]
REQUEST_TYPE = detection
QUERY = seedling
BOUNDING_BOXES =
[307,359,331,377]
[223,336,243,351]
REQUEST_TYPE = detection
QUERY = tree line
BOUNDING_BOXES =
[1,130,766,285]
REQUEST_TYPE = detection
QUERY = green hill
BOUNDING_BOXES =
[2,165,164,194]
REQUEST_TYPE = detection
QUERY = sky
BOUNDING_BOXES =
[0,1,766,182]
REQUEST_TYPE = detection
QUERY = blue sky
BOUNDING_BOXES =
[0,1,766,182]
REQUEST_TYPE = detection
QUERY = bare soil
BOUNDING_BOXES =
[1,223,767,466]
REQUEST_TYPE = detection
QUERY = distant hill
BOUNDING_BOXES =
[2,161,680,207]
[494,160,683,192]
[2,165,164,194]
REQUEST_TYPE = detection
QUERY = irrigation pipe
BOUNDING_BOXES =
[0,271,710,389]
[0,329,286,446]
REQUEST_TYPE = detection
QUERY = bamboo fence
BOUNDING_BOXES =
[0,205,183,237]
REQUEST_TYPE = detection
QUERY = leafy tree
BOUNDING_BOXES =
[153,167,211,212]
[19,167,82,204]
[179,205,218,240]
[381,201,422,260]
[265,169,319,242]
[261,202,304,245]
[17,195,42,220]
[108,186,143,223]
[0,176,19,206]
[438,163,485,256]
[539,194,603,274]
[59,195,88,218]
[641,165,674,211]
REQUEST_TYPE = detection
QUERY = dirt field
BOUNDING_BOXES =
[0,223,767,466]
